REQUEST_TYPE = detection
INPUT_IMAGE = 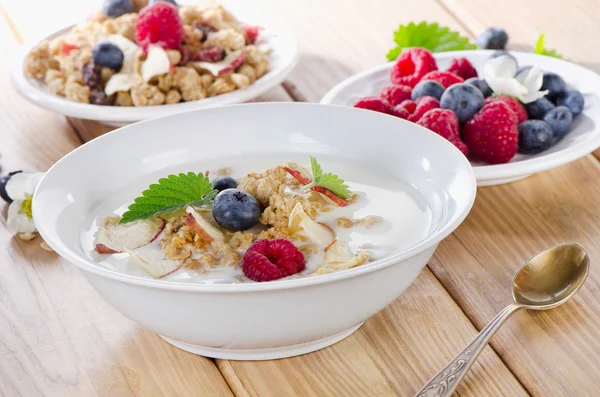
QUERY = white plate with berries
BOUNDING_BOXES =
[12,1,298,126]
[321,49,599,186]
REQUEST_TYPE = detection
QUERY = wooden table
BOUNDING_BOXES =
[1,0,600,395]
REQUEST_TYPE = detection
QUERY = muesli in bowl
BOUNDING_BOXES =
[23,0,270,106]
[90,156,413,283]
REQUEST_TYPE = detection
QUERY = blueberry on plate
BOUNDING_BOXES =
[103,0,133,17]
[212,176,237,192]
[465,78,492,98]
[525,98,555,120]
[411,80,445,101]
[543,106,573,143]
[0,171,22,203]
[440,83,484,123]
[92,43,124,70]
[518,120,553,154]
[476,27,508,50]
[556,90,584,116]
[212,189,260,231]
[541,73,567,101]
[149,0,177,5]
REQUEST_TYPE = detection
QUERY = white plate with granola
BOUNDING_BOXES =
[32,103,476,359]
[12,1,298,126]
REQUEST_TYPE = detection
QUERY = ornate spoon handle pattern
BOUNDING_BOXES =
[415,304,522,397]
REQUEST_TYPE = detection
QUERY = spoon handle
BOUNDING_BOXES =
[414,304,522,397]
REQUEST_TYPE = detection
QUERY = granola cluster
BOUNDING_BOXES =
[23,1,270,106]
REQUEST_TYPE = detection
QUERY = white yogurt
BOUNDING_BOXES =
[81,155,433,284]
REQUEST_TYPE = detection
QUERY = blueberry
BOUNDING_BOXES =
[543,106,573,143]
[524,98,555,119]
[556,90,584,116]
[102,0,133,17]
[411,80,445,101]
[93,43,124,70]
[465,78,492,98]
[212,176,237,192]
[212,189,260,231]
[0,171,22,203]
[476,27,509,50]
[541,73,567,101]
[149,0,177,4]
[440,83,484,123]
[518,120,554,154]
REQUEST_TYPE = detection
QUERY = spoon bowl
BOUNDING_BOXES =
[512,243,589,309]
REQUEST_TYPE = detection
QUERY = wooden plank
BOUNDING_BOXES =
[0,11,233,397]
[218,269,528,397]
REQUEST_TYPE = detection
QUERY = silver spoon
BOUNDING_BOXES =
[414,243,589,397]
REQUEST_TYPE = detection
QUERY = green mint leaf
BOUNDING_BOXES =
[120,172,217,224]
[386,21,476,61]
[533,33,563,59]
[308,157,352,200]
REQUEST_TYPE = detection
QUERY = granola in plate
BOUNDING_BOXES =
[23,0,270,106]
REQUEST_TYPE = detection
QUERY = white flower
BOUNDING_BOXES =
[5,172,45,235]
[483,55,548,104]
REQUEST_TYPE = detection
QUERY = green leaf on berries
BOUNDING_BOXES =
[120,172,217,224]
[386,21,477,61]
[307,156,352,200]
[533,33,562,59]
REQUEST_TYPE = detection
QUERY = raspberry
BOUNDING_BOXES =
[380,84,412,106]
[462,102,518,164]
[390,48,437,87]
[484,96,528,124]
[243,239,306,282]
[397,99,417,114]
[446,58,478,80]
[407,96,439,122]
[244,25,262,44]
[451,138,468,156]
[421,71,464,88]
[354,97,394,115]
[417,108,459,140]
[135,3,185,51]
[393,106,410,119]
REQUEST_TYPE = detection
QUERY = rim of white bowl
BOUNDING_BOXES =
[321,50,600,182]
[11,22,299,123]
[33,102,477,292]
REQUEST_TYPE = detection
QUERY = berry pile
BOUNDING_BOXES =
[353,48,585,164]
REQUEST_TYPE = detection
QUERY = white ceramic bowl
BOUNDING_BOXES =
[33,103,476,360]
[11,8,298,127]
[321,50,600,186]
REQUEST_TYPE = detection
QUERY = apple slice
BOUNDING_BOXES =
[94,216,165,254]
[185,206,225,243]
[192,48,246,77]
[283,162,312,185]
[127,250,183,278]
[288,203,335,247]
[311,186,349,207]
[324,239,370,270]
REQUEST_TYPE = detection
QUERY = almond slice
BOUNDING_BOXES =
[94,216,165,254]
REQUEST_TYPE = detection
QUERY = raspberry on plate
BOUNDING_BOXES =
[354,97,394,115]
[484,96,528,124]
[462,101,518,164]
[380,84,412,106]
[407,96,440,122]
[446,58,478,80]
[397,99,417,114]
[135,2,185,51]
[417,108,459,140]
[390,48,438,87]
[421,71,464,88]
[243,239,306,282]
[393,105,410,119]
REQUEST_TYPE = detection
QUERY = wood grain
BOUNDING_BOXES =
[0,12,233,397]
[218,269,528,397]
